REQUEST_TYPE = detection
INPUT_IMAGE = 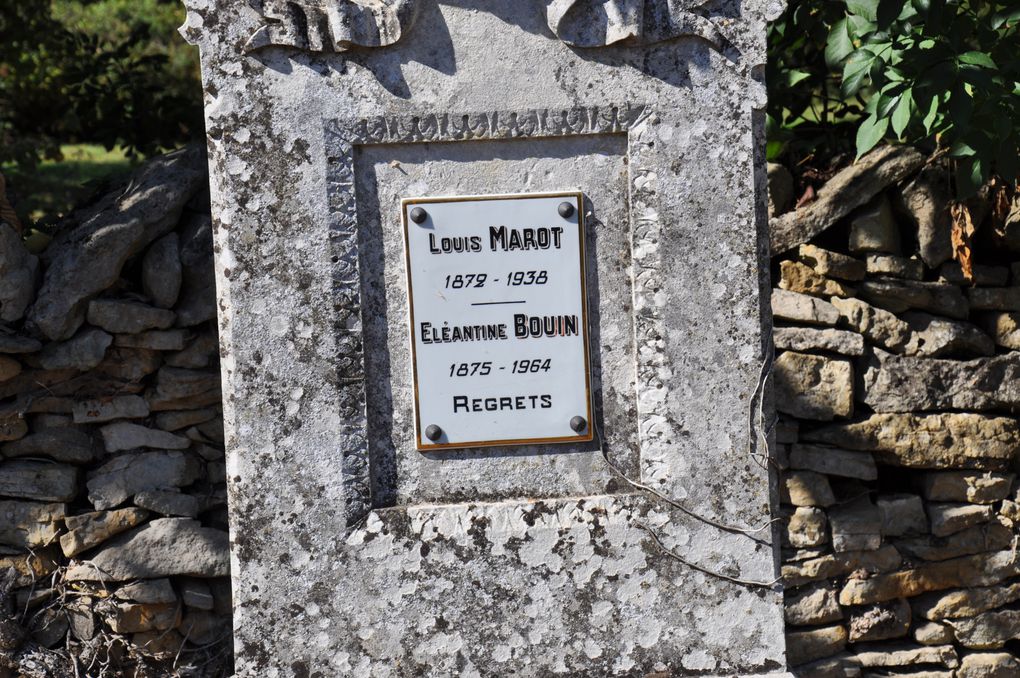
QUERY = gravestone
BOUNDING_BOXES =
[181,1,790,675]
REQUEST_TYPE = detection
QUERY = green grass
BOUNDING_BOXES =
[2,143,136,227]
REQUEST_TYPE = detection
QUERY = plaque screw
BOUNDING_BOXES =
[557,201,575,218]
[425,424,443,441]
[569,416,587,433]
[410,206,428,224]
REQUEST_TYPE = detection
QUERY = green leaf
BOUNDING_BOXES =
[955,157,984,199]
[848,0,880,22]
[826,19,854,67]
[991,7,1020,30]
[922,94,939,133]
[877,0,906,29]
[949,140,976,157]
[891,90,913,136]
[949,84,973,128]
[766,139,786,162]
[958,51,997,69]
[785,69,812,86]
[842,48,876,97]
[856,114,889,158]
[847,14,877,38]
[877,92,901,118]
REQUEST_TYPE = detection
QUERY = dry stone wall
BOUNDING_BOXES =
[0,147,231,678]
[771,149,1020,678]
[4,142,1020,677]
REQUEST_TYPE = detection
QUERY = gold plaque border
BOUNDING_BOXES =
[401,191,595,452]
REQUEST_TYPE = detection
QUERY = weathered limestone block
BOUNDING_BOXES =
[895,522,1013,562]
[767,162,794,218]
[71,395,150,424]
[0,549,60,587]
[802,413,1020,469]
[782,545,902,589]
[0,460,78,501]
[114,329,190,351]
[165,332,218,369]
[144,367,220,411]
[86,299,175,334]
[142,232,182,309]
[27,145,206,340]
[851,644,958,669]
[913,582,1020,621]
[913,621,953,645]
[780,260,856,298]
[797,244,865,281]
[87,451,202,509]
[787,653,861,678]
[981,311,1020,350]
[859,350,1020,413]
[967,287,1020,311]
[921,472,1014,504]
[774,327,864,356]
[0,355,21,382]
[0,222,39,322]
[116,579,178,604]
[37,328,112,371]
[838,550,1020,605]
[785,584,843,626]
[786,506,829,548]
[773,288,841,326]
[947,610,1020,649]
[901,312,994,358]
[65,518,228,581]
[174,213,217,327]
[0,333,41,354]
[99,421,191,453]
[0,500,66,549]
[59,507,150,557]
[786,625,848,666]
[927,503,994,537]
[180,579,214,610]
[2,427,94,464]
[940,262,1009,286]
[782,471,836,507]
[865,254,923,280]
[0,411,27,442]
[102,601,180,634]
[775,352,853,420]
[956,652,1020,677]
[898,166,952,268]
[134,488,200,517]
[771,146,924,254]
[830,296,911,352]
[154,409,217,432]
[180,611,226,645]
[858,280,969,319]
[847,599,910,642]
[876,494,927,537]
[828,496,882,552]
[789,444,877,480]
[849,195,901,254]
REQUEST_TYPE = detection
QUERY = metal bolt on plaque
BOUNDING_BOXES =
[424,424,443,441]
[569,416,587,433]
[557,201,575,218]
[410,206,428,224]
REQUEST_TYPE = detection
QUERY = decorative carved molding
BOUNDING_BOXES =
[323,104,652,526]
[546,0,725,50]
[245,1,727,55]
[245,0,418,53]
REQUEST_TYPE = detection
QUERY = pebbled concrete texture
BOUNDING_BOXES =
[182,1,787,675]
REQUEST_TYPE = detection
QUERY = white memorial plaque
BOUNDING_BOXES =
[403,192,594,450]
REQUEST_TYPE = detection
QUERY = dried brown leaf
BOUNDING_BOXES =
[950,201,975,284]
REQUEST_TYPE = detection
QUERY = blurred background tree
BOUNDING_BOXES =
[767,0,1020,198]
[0,0,202,224]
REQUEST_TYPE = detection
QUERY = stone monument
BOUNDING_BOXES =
[181,0,790,674]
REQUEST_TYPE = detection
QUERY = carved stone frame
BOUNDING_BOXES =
[324,104,662,525]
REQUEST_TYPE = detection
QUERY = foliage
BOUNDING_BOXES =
[768,0,1020,197]
[0,0,203,171]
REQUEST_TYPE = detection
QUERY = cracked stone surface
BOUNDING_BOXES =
[181,1,788,675]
